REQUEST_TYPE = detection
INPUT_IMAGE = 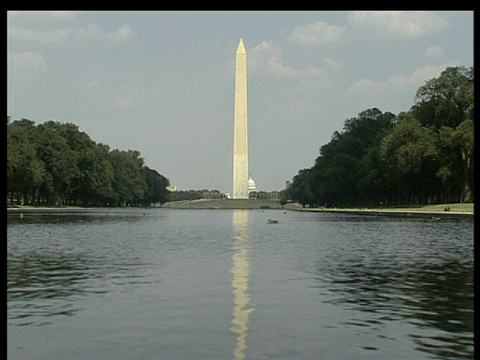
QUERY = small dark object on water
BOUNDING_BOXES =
[267,219,279,224]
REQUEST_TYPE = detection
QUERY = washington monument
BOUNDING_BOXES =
[232,38,249,199]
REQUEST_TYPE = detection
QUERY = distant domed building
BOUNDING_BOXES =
[248,175,257,194]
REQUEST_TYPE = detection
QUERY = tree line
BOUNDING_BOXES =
[285,66,474,207]
[168,189,227,201]
[7,119,170,207]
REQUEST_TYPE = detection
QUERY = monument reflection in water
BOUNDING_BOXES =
[231,210,255,360]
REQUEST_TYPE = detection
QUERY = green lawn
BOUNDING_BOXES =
[365,203,473,212]
[163,199,286,209]
[303,203,473,213]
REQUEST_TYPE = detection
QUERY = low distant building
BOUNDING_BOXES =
[166,185,177,192]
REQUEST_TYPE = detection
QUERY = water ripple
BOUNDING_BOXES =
[306,216,473,359]
[7,210,473,360]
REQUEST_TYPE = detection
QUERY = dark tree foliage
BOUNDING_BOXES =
[287,66,473,207]
[412,66,473,128]
[168,189,226,202]
[7,119,170,207]
[141,167,170,206]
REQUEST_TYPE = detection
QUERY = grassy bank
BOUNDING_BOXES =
[162,199,298,210]
[298,202,473,219]
[7,201,472,217]
[7,205,87,210]
[300,203,473,213]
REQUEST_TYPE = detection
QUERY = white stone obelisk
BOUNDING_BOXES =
[233,38,249,199]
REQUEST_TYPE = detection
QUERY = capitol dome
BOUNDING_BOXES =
[248,175,257,193]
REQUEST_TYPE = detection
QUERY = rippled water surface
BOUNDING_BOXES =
[7,209,473,359]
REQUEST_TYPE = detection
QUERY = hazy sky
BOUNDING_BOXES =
[7,11,473,192]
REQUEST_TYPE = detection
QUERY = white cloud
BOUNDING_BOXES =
[109,24,132,42]
[9,26,71,42]
[8,11,131,45]
[348,11,449,37]
[78,23,132,42]
[249,20,345,80]
[11,52,48,76]
[425,45,445,58]
[250,40,323,78]
[113,95,136,107]
[322,57,343,69]
[348,63,454,93]
[77,24,100,39]
[112,86,140,107]
[348,78,386,92]
[289,21,347,45]
[86,80,102,89]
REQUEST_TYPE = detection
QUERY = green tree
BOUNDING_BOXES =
[452,119,474,201]
[7,119,44,205]
[59,123,99,205]
[355,145,389,206]
[70,141,115,206]
[289,168,315,207]
[307,108,396,206]
[410,66,474,202]
[108,149,147,206]
[412,66,473,128]
[90,144,116,206]
[36,121,79,205]
[7,118,171,207]
[141,166,170,205]
[380,112,441,204]
[287,66,473,207]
